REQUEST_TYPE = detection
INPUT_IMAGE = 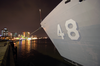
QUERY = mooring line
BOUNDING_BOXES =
[30,26,42,35]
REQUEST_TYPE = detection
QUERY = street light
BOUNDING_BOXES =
[39,9,42,22]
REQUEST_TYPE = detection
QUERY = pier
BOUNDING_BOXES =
[0,40,16,66]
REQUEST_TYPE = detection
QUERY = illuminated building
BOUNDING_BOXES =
[18,34,20,37]
[1,27,8,37]
[23,32,30,38]
[14,32,18,37]
[8,32,12,37]
[18,34,21,38]
[11,32,18,38]
[31,35,37,40]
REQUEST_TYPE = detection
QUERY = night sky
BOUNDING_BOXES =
[0,0,61,37]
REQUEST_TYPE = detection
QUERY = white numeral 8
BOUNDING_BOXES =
[65,19,79,40]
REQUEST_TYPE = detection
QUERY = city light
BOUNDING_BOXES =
[27,38,31,40]
[31,37,37,40]
[0,28,48,40]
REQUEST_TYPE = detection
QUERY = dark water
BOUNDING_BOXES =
[15,39,70,66]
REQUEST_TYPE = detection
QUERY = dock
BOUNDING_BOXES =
[0,40,15,66]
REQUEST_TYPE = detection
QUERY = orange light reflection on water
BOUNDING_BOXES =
[21,40,25,54]
[32,40,37,50]
[19,40,31,53]
[27,40,31,53]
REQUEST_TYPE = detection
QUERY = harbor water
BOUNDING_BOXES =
[15,39,70,66]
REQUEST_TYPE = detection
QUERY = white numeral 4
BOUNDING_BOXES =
[57,24,64,39]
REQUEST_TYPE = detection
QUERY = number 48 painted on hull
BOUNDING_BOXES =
[57,19,80,40]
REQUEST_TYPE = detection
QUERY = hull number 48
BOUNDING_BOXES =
[57,19,80,40]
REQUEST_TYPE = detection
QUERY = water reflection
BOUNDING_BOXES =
[27,40,31,53]
[16,39,69,66]
[17,39,62,61]
[22,40,25,52]
[32,40,37,50]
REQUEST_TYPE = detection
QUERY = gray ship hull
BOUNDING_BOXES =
[41,0,100,66]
